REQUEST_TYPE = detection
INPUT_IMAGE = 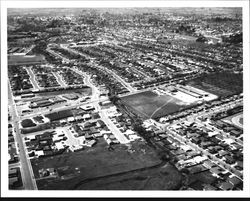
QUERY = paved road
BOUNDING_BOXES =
[95,65,136,93]
[46,48,70,63]
[8,81,37,190]
[25,67,41,90]
[52,72,67,87]
[99,109,130,144]
[73,68,130,144]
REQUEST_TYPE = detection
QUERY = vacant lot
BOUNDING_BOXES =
[121,91,190,119]
[187,72,243,97]
[31,139,167,190]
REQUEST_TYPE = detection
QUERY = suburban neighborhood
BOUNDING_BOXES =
[4,5,247,194]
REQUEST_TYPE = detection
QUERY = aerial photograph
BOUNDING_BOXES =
[4,3,246,194]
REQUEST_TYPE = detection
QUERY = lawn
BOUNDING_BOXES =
[31,139,164,190]
[121,91,189,119]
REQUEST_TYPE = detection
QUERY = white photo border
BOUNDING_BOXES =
[1,0,249,198]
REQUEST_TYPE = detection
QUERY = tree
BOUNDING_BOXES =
[109,95,120,104]
[196,35,208,43]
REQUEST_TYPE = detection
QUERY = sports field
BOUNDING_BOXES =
[221,112,243,129]
[121,91,191,119]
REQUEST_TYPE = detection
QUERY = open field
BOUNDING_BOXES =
[31,139,169,190]
[187,72,243,97]
[75,163,182,190]
[121,91,191,119]
[221,112,243,129]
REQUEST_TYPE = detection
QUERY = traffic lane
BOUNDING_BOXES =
[8,82,37,190]
[13,119,37,190]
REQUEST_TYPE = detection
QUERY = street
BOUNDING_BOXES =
[8,81,37,190]
[73,68,130,144]
[52,72,67,88]
[25,66,41,90]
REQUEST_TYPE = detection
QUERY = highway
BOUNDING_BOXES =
[8,81,37,190]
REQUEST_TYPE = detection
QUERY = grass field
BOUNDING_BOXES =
[75,163,182,190]
[187,72,243,97]
[31,139,173,190]
[121,91,190,119]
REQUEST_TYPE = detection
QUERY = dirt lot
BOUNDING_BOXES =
[31,139,174,190]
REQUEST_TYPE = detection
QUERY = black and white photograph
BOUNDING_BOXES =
[1,0,249,198]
